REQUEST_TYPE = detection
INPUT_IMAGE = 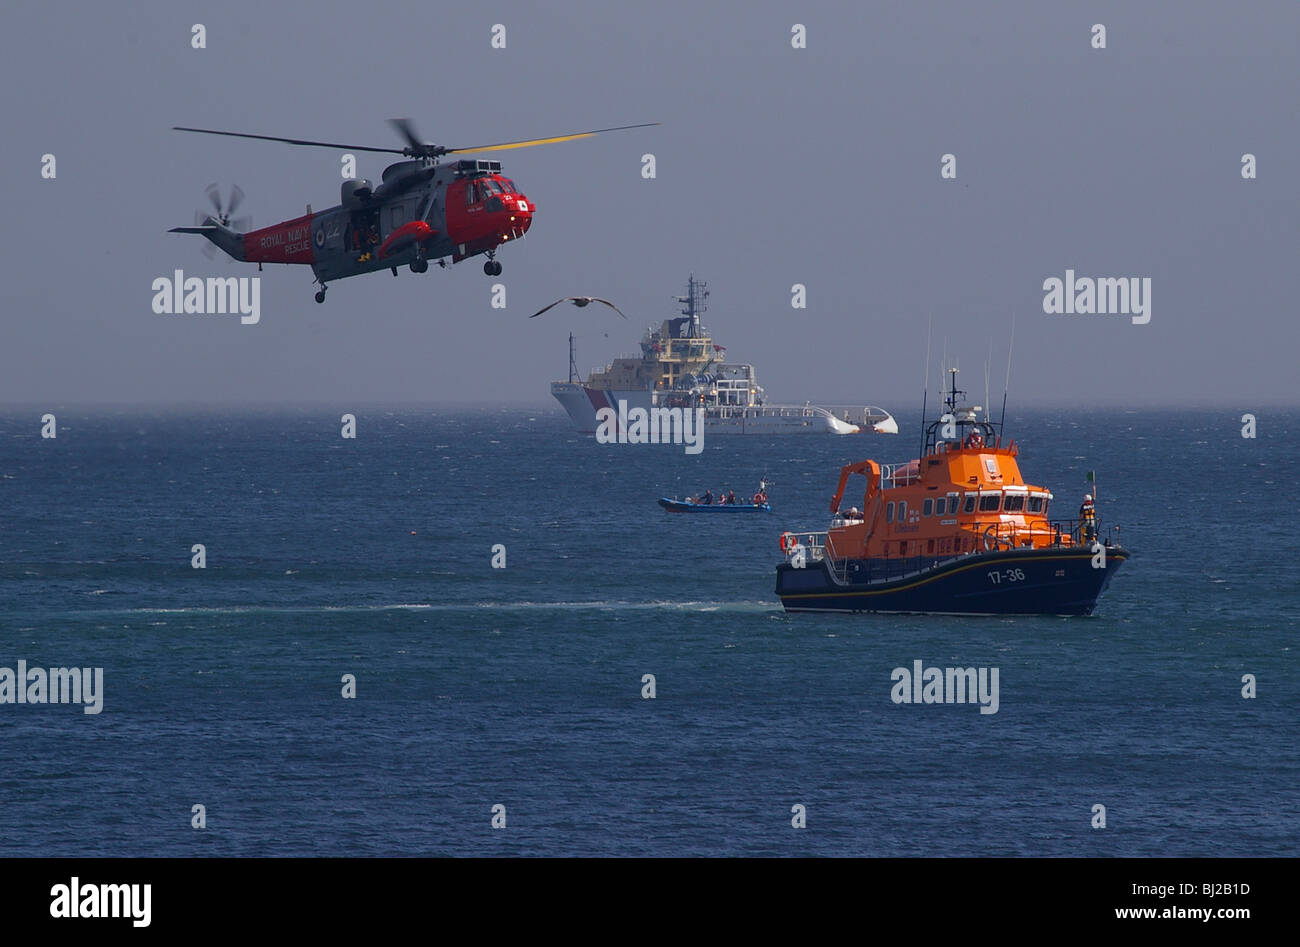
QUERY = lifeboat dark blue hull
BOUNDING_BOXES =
[659,498,771,512]
[776,545,1128,616]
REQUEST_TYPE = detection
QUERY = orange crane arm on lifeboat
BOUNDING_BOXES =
[829,459,881,513]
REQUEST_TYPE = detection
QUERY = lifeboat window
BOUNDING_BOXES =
[897,501,907,521]
[1027,496,1044,514]
[978,494,1001,513]
[963,495,977,514]
[923,498,933,517]
[886,501,895,523]
[1004,494,1025,513]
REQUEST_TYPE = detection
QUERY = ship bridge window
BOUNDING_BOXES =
[1004,494,1025,513]
[923,498,934,517]
[963,494,977,514]
[886,501,895,523]
[897,501,907,522]
[978,494,1001,513]
[933,497,946,516]
[1027,496,1044,514]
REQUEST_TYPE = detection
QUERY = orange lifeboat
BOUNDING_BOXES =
[773,367,1129,616]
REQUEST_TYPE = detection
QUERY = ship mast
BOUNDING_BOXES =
[567,332,578,383]
[674,273,709,338]
[922,366,999,456]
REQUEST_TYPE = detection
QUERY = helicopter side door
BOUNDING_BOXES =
[383,199,410,243]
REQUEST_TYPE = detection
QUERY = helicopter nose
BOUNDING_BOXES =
[502,195,534,239]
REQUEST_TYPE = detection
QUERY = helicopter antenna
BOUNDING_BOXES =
[998,310,1016,439]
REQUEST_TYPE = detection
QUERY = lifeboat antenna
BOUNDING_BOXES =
[998,310,1016,441]
[919,315,932,459]
[984,342,992,421]
[940,339,949,412]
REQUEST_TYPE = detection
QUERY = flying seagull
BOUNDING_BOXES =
[529,296,628,319]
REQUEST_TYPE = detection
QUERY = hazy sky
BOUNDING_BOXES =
[3,0,1296,407]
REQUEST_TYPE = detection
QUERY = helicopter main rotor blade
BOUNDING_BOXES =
[443,122,661,156]
[388,118,426,153]
[174,126,405,155]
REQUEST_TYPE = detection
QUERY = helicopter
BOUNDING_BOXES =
[169,119,657,303]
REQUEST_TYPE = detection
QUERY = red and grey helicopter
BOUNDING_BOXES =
[170,119,656,303]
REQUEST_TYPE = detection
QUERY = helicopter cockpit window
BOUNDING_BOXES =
[482,179,505,211]
[500,179,517,193]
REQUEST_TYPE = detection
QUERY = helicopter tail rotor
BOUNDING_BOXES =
[202,183,250,231]
[173,184,252,262]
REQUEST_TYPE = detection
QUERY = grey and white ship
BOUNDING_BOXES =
[551,275,897,436]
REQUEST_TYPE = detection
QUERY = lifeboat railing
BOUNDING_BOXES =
[974,518,1120,550]
[783,531,828,562]
[879,462,921,487]
[782,531,862,582]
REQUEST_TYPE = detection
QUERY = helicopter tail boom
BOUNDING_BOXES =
[168,224,248,262]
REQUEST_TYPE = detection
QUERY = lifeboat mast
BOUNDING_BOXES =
[923,367,1002,457]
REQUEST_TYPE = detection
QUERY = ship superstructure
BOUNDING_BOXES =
[551,275,896,435]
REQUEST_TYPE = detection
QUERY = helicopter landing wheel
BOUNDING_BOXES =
[411,259,428,274]
[483,260,502,276]
[314,289,326,304]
